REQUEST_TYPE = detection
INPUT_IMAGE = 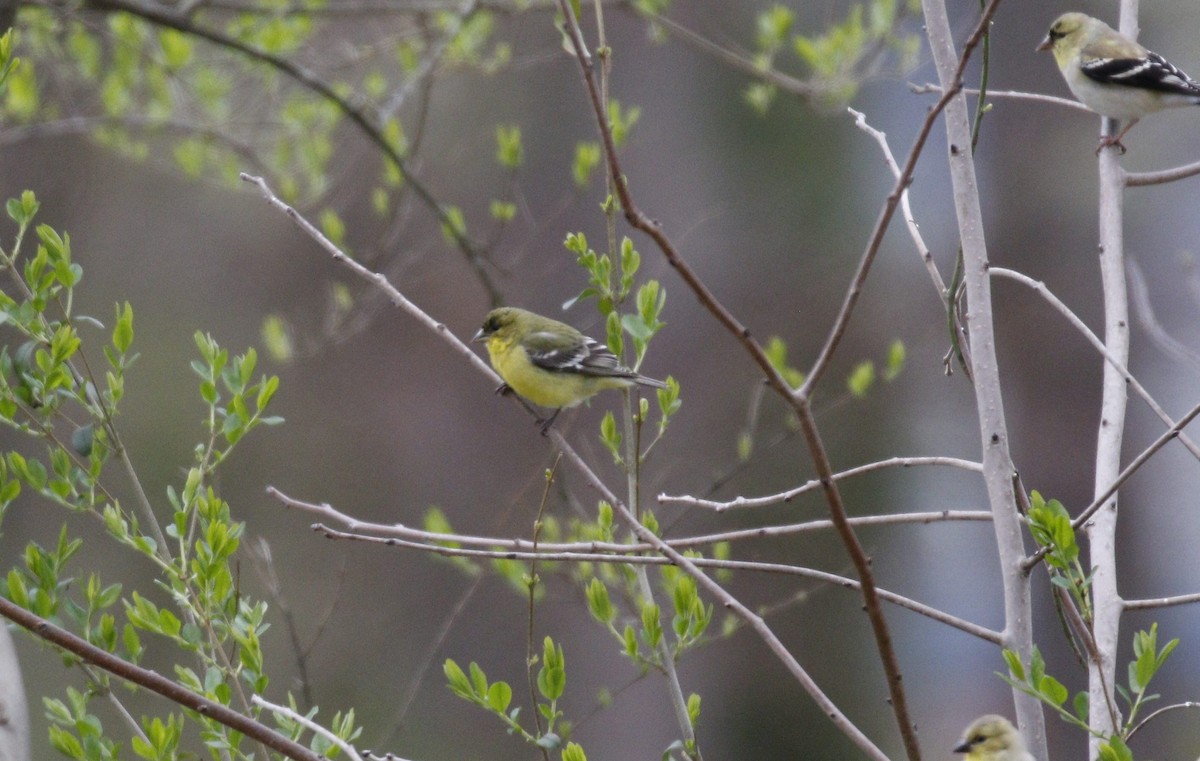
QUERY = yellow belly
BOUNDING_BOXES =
[487,336,630,408]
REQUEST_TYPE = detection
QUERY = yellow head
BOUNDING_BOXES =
[953,715,1030,761]
[1037,12,1090,67]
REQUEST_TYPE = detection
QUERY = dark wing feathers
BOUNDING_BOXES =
[523,332,637,379]
[1082,52,1200,97]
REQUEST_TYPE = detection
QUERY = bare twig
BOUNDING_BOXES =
[1072,401,1200,531]
[240,174,498,380]
[660,455,982,511]
[252,695,375,761]
[311,522,1004,644]
[1122,592,1200,611]
[1123,158,1200,187]
[991,267,1200,461]
[1125,701,1200,740]
[848,107,946,298]
[910,82,1087,112]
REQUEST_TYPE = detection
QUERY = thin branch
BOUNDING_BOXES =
[312,522,1004,644]
[240,174,498,381]
[1125,701,1200,740]
[251,695,373,761]
[1122,592,1200,611]
[0,597,324,761]
[909,82,1088,112]
[1072,400,1200,531]
[992,267,1200,461]
[270,485,990,553]
[659,456,982,511]
[1123,158,1200,187]
[848,107,946,299]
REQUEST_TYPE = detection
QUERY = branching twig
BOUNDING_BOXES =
[311,522,1004,644]
[1069,400,1200,532]
[991,267,1200,461]
[660,455,982,511]
[270,485,990,555]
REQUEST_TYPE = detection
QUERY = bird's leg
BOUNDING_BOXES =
[538,408,561,436]
[1096,118,1137,154]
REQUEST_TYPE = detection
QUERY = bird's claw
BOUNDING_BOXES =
[1096,133,1128,155]
[494,383,513,397]
[537,409,561,436]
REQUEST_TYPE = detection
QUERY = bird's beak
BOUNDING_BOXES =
[952,740,970,754]
[471,328,487,343]
[1035,35,1053,52]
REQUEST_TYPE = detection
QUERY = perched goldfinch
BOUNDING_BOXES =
[472,307,667,432]
[1038,12,1200,152]
[953,715,1034,761]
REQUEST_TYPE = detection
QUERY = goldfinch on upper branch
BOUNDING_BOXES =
[953,715,1035,761]
[1038,12,1200,152]
[472,307,666,432]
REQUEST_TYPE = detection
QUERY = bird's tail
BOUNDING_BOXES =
[635,375,669,390]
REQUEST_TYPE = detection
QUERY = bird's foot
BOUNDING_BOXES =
[1095,136,1127,155]
[537,409,561,436]
[494,383,513,397]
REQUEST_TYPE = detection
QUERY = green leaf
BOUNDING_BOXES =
[561,742,587,761]
[599,411,621,463]
[847,360,875,397]
[883,339,906,381]
[112,302,134,353]
[495,124,523,168]
[585,577,614,623]
[443,659,473,699]
[486,681,512,713]
[686,693,701,725]
[469,661,488,697]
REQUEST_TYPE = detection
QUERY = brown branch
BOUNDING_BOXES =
[555,3,1005,759]
[0,597,325,761]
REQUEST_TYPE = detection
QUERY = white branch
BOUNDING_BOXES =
[660,455,981,510]
[0,623,29,761]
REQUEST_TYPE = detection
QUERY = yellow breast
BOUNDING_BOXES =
[486,335,628,408]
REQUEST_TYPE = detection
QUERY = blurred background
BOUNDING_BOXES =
[2,0,1199,759]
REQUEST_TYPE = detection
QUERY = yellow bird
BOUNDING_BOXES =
[472,307,667,432]
[953,715,1034,761]
[1038,12,1200,152]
